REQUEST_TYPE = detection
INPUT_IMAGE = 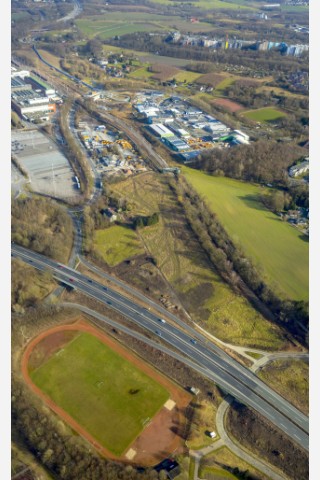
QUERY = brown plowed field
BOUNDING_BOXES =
[211,98,245,112]
[21,318,192,466]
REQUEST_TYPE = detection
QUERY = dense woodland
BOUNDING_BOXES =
[190,140,306,186]
[11,259,54,313]
[11,197,73,263]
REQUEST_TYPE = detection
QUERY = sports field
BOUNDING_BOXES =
[30,331,169,456]
[182,168,308,301]
[242,107,287,123]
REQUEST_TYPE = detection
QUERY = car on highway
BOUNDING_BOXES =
[69,278,74,282]
[158,318,166,324]
[88,279,93,283]
[58,265,64,268]
[155,330,162,336]
[103,287,108,291]
[190,339,197,344]
[107,301,112,305]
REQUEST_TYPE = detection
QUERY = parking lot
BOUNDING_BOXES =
[11,130,81,200]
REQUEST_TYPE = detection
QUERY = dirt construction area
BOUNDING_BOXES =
[21,318,192,466]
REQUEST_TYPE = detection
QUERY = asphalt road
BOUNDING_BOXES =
[11,244,309,452]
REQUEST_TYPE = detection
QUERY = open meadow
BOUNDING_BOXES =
[241,107,287,123]
[93,225,145,267]
[111,173,287,349]
[148,0,256,11]
[30,330,169,456]
[76,12,214,40]
[182,168,308,301]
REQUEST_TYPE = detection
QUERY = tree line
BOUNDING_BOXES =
[58,101,93,198]
[169,176,308,345]
[190,140,306,186]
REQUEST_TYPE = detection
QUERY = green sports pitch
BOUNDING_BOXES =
[30,332,169,456]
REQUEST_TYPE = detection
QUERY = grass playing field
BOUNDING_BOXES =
[182,168,308,301]
[30,332,169,456]
[93,225,144,267]
[241,107,287,123]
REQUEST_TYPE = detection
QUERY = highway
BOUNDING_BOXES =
[12,244,309,452]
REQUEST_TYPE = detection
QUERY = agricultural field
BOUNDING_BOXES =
[196,73,226,88]
[128,66,155,79]
[182,168,309,301]
[256,85,307,99]
[93,225,145,267]
[148,0,256,11]
[111,173,287,349]
[211,97,245,112]
[214,76,236,94]
[241,106,287,123]
[29,330,170,456]
[76,12,214,40]
[148,64,181,82]
[258,358,308,415]
[173,70,203,83]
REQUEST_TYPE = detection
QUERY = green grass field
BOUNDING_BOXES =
[149,0,256,10]
[30,332,169,456]
[76,12,214,40]
[128,66,155,79]
[242,107,287,123]
[94,225,144,266]
[214,76,235,94]
[172,70,203,83]
[76,19,161,39]
[182,168,308,301]
[258,358,308,415]
[111,174,286,349]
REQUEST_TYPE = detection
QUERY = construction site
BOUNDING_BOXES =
[77,122,148,177]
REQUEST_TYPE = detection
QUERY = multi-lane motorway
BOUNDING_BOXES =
[11,244,309,452]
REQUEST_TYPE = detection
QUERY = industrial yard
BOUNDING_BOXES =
[77,122,149,177]
[133,92,250,162]
[11,130,80,201]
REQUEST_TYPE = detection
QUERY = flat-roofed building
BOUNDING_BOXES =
[11,89,56,117]
[149,123,175,138]
[24,74,55,97]
[11,77,32,93]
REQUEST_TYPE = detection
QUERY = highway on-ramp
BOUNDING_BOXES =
[12,244,309,452]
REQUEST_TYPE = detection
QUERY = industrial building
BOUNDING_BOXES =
[163,135,189,152]
[11,63,57,120]
[149,123,175,138]
[11,76,32,93]
[24,74,55,97]
[11,89,56,117]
